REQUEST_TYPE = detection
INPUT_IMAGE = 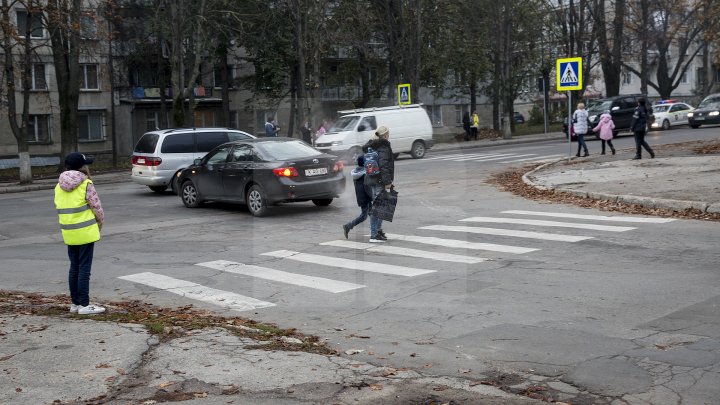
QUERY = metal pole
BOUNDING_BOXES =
[567,91,572,162]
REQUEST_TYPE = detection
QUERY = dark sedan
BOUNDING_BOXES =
[176,138,346,216]
[688,94,720,128]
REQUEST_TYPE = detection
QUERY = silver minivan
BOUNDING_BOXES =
[131,128,255,193]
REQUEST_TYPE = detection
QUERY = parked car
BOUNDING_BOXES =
[650,100,694,130]
[314,104,434,162]
[514,112,525,124]
[586,94,647,138]
[688,93,720,128]
[176,138,346,217]
[131,128,255,193]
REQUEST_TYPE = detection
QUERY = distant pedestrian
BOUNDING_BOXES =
[470,111,479,140]
[462,111,471,141]
[572,102,590,157]
[265,116,279,137]
[342,156,372,239]
[593,110,616,155]
[631,98,655,160]
[314,120,328,144]
[54,153,105,315]
[300,121,312,144]
[362,125,394,243]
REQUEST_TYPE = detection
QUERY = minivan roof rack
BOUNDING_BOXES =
[338,103,424,115]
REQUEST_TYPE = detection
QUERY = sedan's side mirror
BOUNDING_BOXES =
[194,158,202,165]
[357,125,366,131]
[611,106,620,111]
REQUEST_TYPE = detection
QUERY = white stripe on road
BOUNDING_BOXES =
[453,154,536,162]
[320,240,488,264]
[420,225,592,242]
[118,272,275,311]
[502,210,676,223]
[449,153,515,161]
[195,260,364,293]
[460,217,636,232]
[261,250,435,277]
[382,233,538,254]
[425,152,498,161]
[499,154,563,163]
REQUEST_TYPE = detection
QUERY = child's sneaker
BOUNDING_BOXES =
[69,304,80,314]
[78,304,106,315]
[369,236,385,243]
[376,230,387,241]
[343,224,350,239]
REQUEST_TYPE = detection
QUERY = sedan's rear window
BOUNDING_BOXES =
[258,140,322,160]
[133,133,159,153]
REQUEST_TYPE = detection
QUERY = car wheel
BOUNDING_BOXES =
[661,119,670,130]
[312,198,333,207]
[181,180,201,208]
[690,124,700,129]
[246,185,268,217]
[410,141,426,159]
[149,185,167,193]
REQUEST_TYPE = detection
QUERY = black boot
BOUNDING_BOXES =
[611,147,616,155]
[583,151,589,157]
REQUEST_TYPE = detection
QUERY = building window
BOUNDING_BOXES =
[213,65,236,88]
[17,9,44,38]
[680,70,689,84]
[27,115,51,142]
[78,111,105,141]
[32,64,47,90]
[425,105,442,127]
[80,64,99,90]
[80,14,97,39]
[454,105,468,126]
[622,70,632,85]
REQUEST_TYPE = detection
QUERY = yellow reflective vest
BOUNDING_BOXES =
[54,179,100,245]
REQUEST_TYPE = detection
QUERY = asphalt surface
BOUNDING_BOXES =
[2,131,719,404]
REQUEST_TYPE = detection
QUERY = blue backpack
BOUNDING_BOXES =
[364,148,380,176]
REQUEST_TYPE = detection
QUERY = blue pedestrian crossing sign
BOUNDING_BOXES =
[556,57,583,91]
[397,83,411,105]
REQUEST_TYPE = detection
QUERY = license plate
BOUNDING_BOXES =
[696,117,705,120]
[305,167,328,176]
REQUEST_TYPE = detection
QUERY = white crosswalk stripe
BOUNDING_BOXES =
[460,217,636,232]
[118,272,276,311]
[320,240,488,264]
[420,225,592,242]
[261,250,436,277]
[449,153,517,162]
[425,152,562,164]
[382,233,538,254]
[502,210,676,223]
[196,260,365,293]
[425,152,498,161]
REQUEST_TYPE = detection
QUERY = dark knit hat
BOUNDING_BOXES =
[64,152,94,170]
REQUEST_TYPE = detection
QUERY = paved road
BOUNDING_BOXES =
[1,125,719,404]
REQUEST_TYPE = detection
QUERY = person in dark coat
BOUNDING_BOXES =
[362,125,394,243]
[299,121,312,144]
[630,97,655,160]
[462,111,471,141]
[342,156,372,239]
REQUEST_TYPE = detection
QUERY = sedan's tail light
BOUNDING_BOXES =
[333,161,344,172]
[272,167,299,177]
[132,155,162,166]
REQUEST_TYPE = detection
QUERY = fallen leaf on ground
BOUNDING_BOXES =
[458,368,471,373]
[344,349,364,355]
[369,383,383,391]
[432,386,448,391]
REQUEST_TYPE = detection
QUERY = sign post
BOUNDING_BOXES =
[556,57,582,161]
[397,84,411,106]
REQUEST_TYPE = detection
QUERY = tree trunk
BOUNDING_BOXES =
[219,45,231,127]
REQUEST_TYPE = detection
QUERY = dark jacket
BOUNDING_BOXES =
[362,137,394,187]
[351,167,372,207]
[630,105,648,132]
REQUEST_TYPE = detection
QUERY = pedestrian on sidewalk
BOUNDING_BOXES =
[342,156,372,239]
[631,97,655,160]
[572,102,590,157]
[593,110,616,155]
[470,111,479,141]
[265,116,280,137]
[54,153,106,315]
[362,125,394,243]
[462,111,471,141]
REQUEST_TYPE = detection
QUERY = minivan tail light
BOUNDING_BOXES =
[132,155,162,166]
[272,167,299,177]
[333,161,344,172]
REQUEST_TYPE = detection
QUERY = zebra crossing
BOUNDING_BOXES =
[118,210,675,312]
[423,151,564,164]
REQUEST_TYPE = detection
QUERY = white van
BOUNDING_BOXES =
[314,104,434,161]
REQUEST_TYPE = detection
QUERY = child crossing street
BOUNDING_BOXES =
[342,156,373,239]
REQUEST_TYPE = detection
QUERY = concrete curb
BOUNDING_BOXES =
[521,160,717,214]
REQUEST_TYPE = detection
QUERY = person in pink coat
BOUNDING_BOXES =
[593,110,616,155]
